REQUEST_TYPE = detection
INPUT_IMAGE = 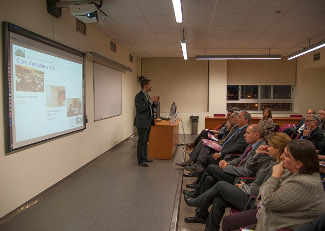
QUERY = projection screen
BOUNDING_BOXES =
[3,22,86,152]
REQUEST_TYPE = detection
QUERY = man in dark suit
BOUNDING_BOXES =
[134,76,159,167]
[300,114,324,149]
[184,111,251,172]
[175,111,241,168]
[296,109,316,132]
[183,124,270,224]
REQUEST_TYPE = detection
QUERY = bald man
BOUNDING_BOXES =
[183,124,272,224]
[183,124,270,199]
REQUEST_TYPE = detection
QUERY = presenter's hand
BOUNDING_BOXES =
[212,153,222,160]
[151,96,159,103]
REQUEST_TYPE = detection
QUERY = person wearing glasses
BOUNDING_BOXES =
[300,114,324,149]
[318,109,325,132]
[296,109,316,132]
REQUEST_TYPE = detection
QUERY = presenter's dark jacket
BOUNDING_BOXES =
[134,90,156,128]
[219,125,249,157]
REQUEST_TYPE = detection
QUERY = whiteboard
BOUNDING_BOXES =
[94,62,122,121]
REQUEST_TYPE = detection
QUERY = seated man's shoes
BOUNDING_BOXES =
[175,159,193,167]
[184,195,196,207]
[186,143,195,148]
[184,163,205,173]
[186,182,198,189]
[182,190,196,198]
[183,171,197,177]
[139,162,149,167]
[184,215,207,224]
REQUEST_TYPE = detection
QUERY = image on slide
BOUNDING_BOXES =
[67,98,82,117]
[15,65,44,92]
[46,85,66,107]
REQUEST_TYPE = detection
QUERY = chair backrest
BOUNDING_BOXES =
[230,207,240,214]
[283,123,296,128]
[277,127,286,133]
[214,113,226,117]
[290,115,303,118]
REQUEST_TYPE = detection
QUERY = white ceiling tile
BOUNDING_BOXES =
[251,0,299,14]
[291,0,325,13]
[156,33,181,45]
[183,0,217,15]
[183,13,213,31]
[205,49,245,55]
[240,13,281,32]
[211,14,248,31]
[102,0,142,18]
[114,17,152,34]
[146,16,180,33]
[214,0,259,14]
[97,0,325,57]
[136,0,174,16]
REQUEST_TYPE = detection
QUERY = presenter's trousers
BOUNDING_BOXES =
[137,127,151,164]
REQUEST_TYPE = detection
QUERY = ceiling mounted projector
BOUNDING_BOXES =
[70,3,107,24]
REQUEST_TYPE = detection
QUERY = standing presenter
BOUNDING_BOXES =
[134,76,160,167]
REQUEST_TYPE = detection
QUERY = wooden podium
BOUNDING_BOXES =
[148,118,181,160]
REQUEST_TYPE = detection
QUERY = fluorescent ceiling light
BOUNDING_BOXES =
[181,42,187,60]
[172,0,182,23]
[180,28,187,60]
[288,39,325,60]
[196,55,281,60]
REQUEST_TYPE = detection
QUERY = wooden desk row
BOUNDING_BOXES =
[205,116,302,130]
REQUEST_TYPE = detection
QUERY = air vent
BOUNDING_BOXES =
[314,53,320,61]
[76,19,86,35]
[110,41,116,52]
[129,54,133,63]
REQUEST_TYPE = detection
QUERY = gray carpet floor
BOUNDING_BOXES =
[0,134,189,231]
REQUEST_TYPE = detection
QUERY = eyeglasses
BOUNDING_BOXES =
[319,113,325,115]
[305,120,315,122]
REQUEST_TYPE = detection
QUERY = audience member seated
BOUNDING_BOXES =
[183,124,269,200]
[319,109,325,132]
[258,108,274,132]
[222,140,325,231]
[186,108,239,148]
[181,111,249,173]
[283,109,315,138]
[176,111,239,168]
[296,109,316,132]
[300,114,324,149]
[182,132,291,230]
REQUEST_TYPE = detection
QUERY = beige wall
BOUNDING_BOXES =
[0,0,138,218]
[156,60,228,134]
[228,58,296,85]
[142,57,209,113]
[294,47,325,116]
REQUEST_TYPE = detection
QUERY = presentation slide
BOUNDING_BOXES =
[9,34,84,149]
